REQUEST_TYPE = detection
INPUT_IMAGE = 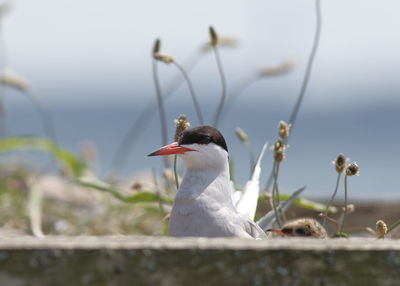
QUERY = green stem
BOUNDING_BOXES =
[244,141,255,174]
[111,52,203,171]
[340,174,348,233]
[173,155,179,190]
[287,0,322,140]
[221,75,257,122]
[264,0,322,192]
[323,172,342,226]
[271,161,282,227]
[172,61,204,125]
[152,59,169,169]
[212,46,227,127]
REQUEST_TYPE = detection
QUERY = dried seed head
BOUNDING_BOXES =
[376,220,388,235]
[346,162,360,176]
[273,139,285,163]
[333,154,347,173]
[278,121,291,139]
[209,26,218,46]
[153,53,174,64]
[217,35,238,48]
[342,204,355,214]
[131,182,143,191]
[235,127,248,143]
[258,59,295,77]
[152,38,161,55]
[0,70,28,91]
[202,35,239,51]
[174,114,190,142]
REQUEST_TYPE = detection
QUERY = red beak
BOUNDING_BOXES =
[148,142,195,156]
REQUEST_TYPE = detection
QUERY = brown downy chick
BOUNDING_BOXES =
[267,218,328,238]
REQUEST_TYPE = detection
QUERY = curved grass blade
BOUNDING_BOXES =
[75,177,173,205]
[0,136,86,177]
[257,186,305,231]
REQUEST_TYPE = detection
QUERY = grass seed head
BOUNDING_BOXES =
[131,182,143,191]
[278,121,291,139]
[174,115,190,142]
[376,220,388,235]
[153,53,174,64]
[273,139,285,163]
[0,70,28,91]
[334,154,347,173]
[152,38,161,55]
[342,204,355,214]
[258,59,295,77]
[346,162,360,176]
[235,127,248,143]
[209,26,218,46]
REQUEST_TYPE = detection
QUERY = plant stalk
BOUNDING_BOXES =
[152,59,169,169]
[264,0,322,192]
[173,155,179,190]
[323,172,342,226]
[271,161,283,227]
[339,174,349,233]
[212,46,227,127]
[172,61,204,125]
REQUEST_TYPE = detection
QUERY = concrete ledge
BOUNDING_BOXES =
[0,236,399,285]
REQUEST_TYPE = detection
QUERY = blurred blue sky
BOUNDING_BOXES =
[3,0,400,108]
[2,1,400,199]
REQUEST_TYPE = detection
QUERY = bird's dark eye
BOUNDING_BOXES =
[203,135,212,144]
[295,228,307,236]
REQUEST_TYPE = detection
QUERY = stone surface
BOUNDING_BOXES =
[0,236,399,285]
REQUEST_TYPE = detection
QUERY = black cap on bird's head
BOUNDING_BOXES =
[148,125,228,156]
[178,126,228,152]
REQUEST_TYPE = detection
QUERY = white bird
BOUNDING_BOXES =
[148,125,266,239]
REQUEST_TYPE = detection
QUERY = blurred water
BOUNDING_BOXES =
[4,92,400,201]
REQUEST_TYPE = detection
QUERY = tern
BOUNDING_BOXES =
[148,125,266,238]
[267,218,327,238]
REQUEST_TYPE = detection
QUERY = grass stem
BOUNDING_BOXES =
[172,61,204,125]
[287,0,322,138]
[111,52,203,171]
[152,59,169,169]
[271,161,283,227]
[323,172,342,226]
[339,174,349,233]
[264,0,322,192]
[212,46,227,127]
[245,141,255,173]
[173,155,179,190]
